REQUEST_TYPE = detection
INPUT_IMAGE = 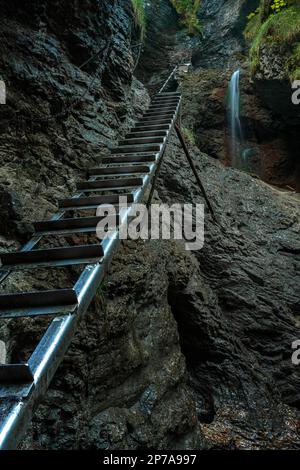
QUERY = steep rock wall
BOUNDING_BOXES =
[0,0,299,451]
[136,0,180,91]
[192,0,260,69]
[0,0,144,241]
[152,118,300,449]
[0,0,202,449]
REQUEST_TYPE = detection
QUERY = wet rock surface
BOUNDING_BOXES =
[180,69,300,191]
[0,0,147,241]
[0,0,299,452]
[26,124,300,450]
[193,0,260,69]
[153,129,300,449]
[0,0,202,451]
[251,41,300,123]
[26,240,203,449]
[136,0,198,95]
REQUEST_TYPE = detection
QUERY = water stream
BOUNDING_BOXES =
[228,69,243,167]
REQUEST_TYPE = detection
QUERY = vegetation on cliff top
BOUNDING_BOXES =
[170,0,202,35]
[131,1,202,38]
[245,0,300,79]
[132,0,146,39]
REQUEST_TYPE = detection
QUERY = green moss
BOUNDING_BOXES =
[131,0,146,39]
[131,0,202,39]
[287,42,300,78]
[245,5,300,79]
[170,0,202,35]
[181,127,196,144]
[244,9,262,42]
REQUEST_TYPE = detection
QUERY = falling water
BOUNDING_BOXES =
[228,69,243,167]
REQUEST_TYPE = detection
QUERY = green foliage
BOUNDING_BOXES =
[247,6,260,21]
[245,8,261,40]
[170,0,202,35]
[181,127,196,144]
[131,0,146,39]
[286,42,300,78]
[245,1,300,79]
[246,0,298,24]
[261,0,300,18]
[270,0,288,14]
[131,0,202,39]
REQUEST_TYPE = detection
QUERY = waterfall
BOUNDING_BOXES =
[228,69,243,167]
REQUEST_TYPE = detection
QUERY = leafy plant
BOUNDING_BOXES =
[131,0,146,39]
[270,0,288,14]
[247,7,260,21]
[247,0,292,23]
[245,1,300,79]
[181,127,196,144]
[170,0,202,35]
[286,41,300,78]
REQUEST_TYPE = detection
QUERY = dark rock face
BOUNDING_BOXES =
[193,0,260,69]
[180,69,300,191]
[136,0,179,93]
[180,69,228,161]
[243,9,300,189]
[28,240,203,449]
[181,0,300,189]
[0,0,147,242]
[0,0,300,452]
[136,0,196,94]
[0,0,202,450]
[153,127,300,449]
[252,43,300,161]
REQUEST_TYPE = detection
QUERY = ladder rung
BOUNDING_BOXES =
[88,165,150,176]
[0,288,78,315]
[147,106,177,114]
[77,177,143,192]
[152,99,179,105]
[131,124,170,132]
[149,103,177,109]
[34,216,119,235]
[151,97,179,103]
[138,116,172,124]
[151,103,178,109]
[135,120,171,128]
[143,118,173,124]
[126,131,167,138]
[144,110,174,117]
[152,95,179,99]
[119,137,164,146]
[107,152,156,158]
[58,193,134,210]
[0,364,34,384]
[158,93,181,97]
[101,155,156,164]
[0,245,104,270]
[159,92,181,96]
[144,111,174,117]
[111,145,161,154]
[155,95,179,99]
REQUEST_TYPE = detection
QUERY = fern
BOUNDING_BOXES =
[245,2,300,79]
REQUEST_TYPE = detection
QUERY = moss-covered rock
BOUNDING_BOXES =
[245,4,300,80]
[244,1,300,128]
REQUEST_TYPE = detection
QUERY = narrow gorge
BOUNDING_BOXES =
[0,0,299,452]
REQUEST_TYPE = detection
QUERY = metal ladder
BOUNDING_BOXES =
[0,68,182,449]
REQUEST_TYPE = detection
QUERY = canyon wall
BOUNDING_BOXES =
[0,0,299,450]
[0,0,202,449]
[192,0,260,69]
[179,0,300,190]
